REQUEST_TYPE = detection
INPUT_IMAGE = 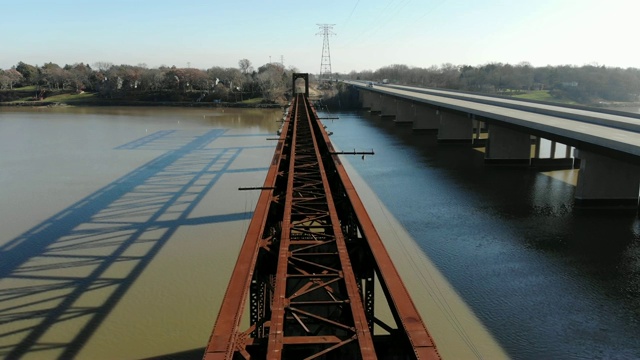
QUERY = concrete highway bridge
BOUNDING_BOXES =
[348,81,640,208]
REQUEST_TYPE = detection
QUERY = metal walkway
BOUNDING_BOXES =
[204,84,440,359]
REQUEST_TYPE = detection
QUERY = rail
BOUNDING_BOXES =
[203,89,440,359]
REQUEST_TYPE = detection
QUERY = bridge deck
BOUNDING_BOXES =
[203,93,439,359]
[385,84,640,129]
[351,81,640,162]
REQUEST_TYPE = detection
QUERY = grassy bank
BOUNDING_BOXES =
[511,90,577,104]
[0,90,282,108]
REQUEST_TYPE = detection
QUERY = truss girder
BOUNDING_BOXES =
[204,88,440,360]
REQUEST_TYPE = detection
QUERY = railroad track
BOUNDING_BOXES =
[204,89,440,360]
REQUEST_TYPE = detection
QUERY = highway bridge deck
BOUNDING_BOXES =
[203,86,439,359]
[350,81,640,162]
[350,81,640,207]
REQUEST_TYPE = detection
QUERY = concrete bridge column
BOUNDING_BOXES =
[413,105,440,130]
[395,100,414,124]
[438,110,473,143]
[369,93,383,113]
[574,149,640,208]
[485,124,531,165]
[380,95,396,118]
[530,137,575,168]
[471,119,487,146]
[361,91,375,110]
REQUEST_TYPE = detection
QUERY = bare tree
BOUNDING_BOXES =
[238,59,253,75]
[93,62,113,72]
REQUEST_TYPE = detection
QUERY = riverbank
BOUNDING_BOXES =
[0,89,285,108]
[0,100,283,108]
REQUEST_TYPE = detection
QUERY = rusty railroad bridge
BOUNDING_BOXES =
[203,74,440,360]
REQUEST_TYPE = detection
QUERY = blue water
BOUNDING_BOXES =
[322,110,640,359]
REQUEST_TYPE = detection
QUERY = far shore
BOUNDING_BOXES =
[0,99,285,109]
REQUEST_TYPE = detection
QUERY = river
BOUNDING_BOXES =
[322,109,640,359]
[0,107,281,359]
[0,106,639,359]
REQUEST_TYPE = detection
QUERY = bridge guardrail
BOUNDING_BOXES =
[348,81,640,133]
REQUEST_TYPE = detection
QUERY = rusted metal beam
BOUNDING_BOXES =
[202,101,294,360]
[264,94,377,359]
[204,78,440,359]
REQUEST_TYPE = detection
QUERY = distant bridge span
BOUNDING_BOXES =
[348,81,640,208]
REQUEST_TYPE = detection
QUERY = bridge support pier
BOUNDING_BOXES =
[413,105,440,130]
[380,95,396,118]
[362,91,375,110]
[574,149,640,208]
[485,125,531,165]
[370,93,383,113]
[438,110,473,143]
[530,137,575,168]
[395,100,414,123]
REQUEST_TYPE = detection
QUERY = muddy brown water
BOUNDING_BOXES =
[1,106,639,359]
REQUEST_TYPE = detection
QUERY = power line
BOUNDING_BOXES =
[342,0,410,48]
[343,0,360,28]
[316,24,336,79]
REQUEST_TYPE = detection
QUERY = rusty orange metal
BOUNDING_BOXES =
[203,81,440,359]
[202,102,293,360]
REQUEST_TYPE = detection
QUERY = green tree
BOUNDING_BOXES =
[15,61,39,85]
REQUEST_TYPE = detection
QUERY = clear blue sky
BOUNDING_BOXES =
[1,0,637,73]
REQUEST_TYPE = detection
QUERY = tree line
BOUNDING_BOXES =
[0,59,299,103]
[4,60,640,106]
[343,63,640,104]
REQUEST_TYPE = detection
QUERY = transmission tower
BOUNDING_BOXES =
[316,24,335,80]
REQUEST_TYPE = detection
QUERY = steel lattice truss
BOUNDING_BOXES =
[267,94,375,358]
[204,85,440,360]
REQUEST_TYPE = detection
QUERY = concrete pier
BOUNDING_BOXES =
[370,93,382,113]
[380,96,396,118]
[485,125,531,165]
[395,100,415,123]
[362,91,380,111]
[574,149,640,208]
[413,105,440,130]
[531,137,575,168]
[438,110,473,143]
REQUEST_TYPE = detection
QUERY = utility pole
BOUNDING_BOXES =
[316,24,335,80]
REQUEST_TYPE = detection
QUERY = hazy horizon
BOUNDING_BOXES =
[2,0,638,73]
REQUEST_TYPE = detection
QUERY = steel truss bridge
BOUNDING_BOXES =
[203,74,440,359]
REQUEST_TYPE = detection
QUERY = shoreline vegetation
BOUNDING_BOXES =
[0,96,283,109]
[1,87,638,112]
[1,60,639,111]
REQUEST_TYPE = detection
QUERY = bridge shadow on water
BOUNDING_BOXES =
[0,129,271,359]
